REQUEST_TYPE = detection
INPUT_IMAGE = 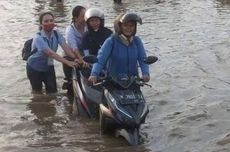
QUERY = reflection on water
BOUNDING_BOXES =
[25,95,72,149]
[27,95,57,127]
[217,0,230,6]
[22,95,152,152]
[34,0,70,25]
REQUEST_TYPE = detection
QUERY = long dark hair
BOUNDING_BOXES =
[71,5,85,23]
[38,12,54,30]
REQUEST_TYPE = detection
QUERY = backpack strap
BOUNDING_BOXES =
[37,30,59,47]
[53,30,59,42]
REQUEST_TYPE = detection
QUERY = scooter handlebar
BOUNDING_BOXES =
[135,78,152,88]
[92,76,152,88]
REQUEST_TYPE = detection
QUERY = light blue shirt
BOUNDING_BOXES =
[27,29,65,72]
[65,23,87,52]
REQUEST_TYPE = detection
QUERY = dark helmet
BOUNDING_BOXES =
[114,13,142,36]
[85,8,104,30]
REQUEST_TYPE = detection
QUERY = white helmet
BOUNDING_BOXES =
[84,8,105,30]
[85,8,104,21]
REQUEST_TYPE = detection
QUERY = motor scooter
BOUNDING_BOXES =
[71,55,101,118]
[71,55,158,145]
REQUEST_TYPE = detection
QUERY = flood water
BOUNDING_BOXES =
[1,0,230,151]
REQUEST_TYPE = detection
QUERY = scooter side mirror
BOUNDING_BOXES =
[83,55,98,64]
[143,56,158,64]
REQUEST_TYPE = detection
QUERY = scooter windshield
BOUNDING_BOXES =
[111,74,135,89]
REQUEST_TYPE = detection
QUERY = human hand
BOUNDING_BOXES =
[142,75,150,82]
[88,76,97,84]
[67,60,79,68]
[74,58,81,64]
[75,58,89,68]
[81,60,90,68]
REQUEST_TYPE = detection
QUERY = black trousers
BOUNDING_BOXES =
[26,64,57,93]
[62,56,74,82]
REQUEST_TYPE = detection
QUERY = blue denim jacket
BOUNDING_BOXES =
[91,34,149,77]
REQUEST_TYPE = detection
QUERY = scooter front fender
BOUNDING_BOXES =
[115,128,139,145]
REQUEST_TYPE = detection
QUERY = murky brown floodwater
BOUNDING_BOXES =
[1,0,230,151]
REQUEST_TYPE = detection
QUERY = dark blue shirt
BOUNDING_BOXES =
[80,27,113,55]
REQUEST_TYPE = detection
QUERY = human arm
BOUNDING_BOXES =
[72,48,89,68]
[88,37,113,84]
[54,30,81,65]
[44,47,78,68]
[136,37,150,82]
[34,34,78,68]
[65,25,88,66]
[60,42,77,59]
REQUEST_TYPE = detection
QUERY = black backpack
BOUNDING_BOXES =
[22,31,58,61]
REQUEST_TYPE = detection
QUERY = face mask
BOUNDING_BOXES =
[43,23,55,32]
